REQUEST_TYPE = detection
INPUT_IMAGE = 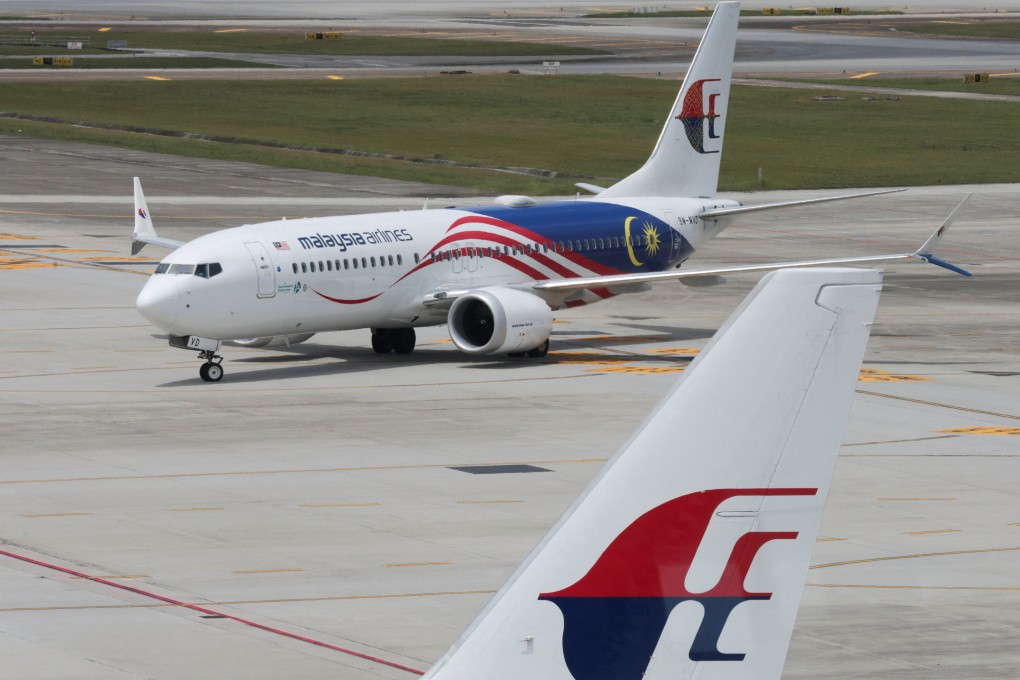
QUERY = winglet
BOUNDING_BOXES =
[912,193,973,276]
[131,177,184,255]
[425,267,883,680]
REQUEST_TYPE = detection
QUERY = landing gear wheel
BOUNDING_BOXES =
[371,331,393,354]
[392,328,416,355]
[199,361,223,382]
[526,339,550,359]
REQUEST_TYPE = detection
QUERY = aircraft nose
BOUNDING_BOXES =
[136,276,180,331]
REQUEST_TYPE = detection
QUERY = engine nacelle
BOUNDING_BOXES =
[230,333,315,348]
[449,288,553,355]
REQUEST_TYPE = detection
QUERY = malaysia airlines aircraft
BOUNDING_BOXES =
[423,267,884,680]
[133,2,968,382]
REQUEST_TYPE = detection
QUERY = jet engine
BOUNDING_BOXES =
[448,288,553,355]
[230,333,316,348]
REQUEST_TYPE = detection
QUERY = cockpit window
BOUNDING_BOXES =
[168,263,196,275]
[194,263,223,279]
[154,263,170,274]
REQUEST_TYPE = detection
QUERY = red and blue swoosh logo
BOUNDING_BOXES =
[539,488,815,680]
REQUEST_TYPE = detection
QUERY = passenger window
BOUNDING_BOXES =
[388,255,394,266]
[318,261,324,272]
[335,260,340,270]
[301,262,307,273]
[327,260,333,271]
[575,240,581,251]
[583,239,590,251]
[371,256,376,267]
[292,263,298,274]
[361,258,367,268]
[598,238,604,250]
[353,259,359,269]
[400,254,405,265]
[344,259,349,270]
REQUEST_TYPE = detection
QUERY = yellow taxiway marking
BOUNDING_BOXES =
[578,335,669,344]
[590,366,684,374]
[298,502,380,508]
[858,369,930,383]
[816,537,847,542]
[145,76,170,81]
[385,561,452,568]
[808,583,1020,592]
[214,28,248,33]
[457,500,524,505]
[21,512,92,518]
[0,233,42,240]
[856,390,1020,421]
[879,498,957,501]
[550,352,631,365]
[32,248,110,254]
[0,589,498,612]
[851,71,879,79]
[0,261,60,270]
[648,347,700,355]
[938,426,1020,436]
[233,568,304,575]
[166,507,223,512]
[903,529,961,536]
[811,546,1020,570]
[326,75,344,80]
[0,458,608,486]
[97,27,112,32]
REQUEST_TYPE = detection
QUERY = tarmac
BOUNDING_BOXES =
[1,134,1018,679]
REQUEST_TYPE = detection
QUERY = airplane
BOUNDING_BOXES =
[422,266,885,680]
[132,2,969,382]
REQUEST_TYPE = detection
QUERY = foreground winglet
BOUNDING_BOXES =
[912,193,973,276]
[131,177,184,255]
[425,267,883,680]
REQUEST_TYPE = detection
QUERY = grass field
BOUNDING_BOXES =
[1,75,1016,194]
[895,20,1020,41]
[792,76,1020,96]
[0,56,277,69]
[0,29,603,57]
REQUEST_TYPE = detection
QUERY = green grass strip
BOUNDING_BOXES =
[1,75,1016,194]
[0,56,278,69]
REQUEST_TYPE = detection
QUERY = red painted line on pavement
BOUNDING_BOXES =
[0,548,425,675]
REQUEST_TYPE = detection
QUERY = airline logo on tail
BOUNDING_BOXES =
[539,487,816,680]
[676,78,724,154]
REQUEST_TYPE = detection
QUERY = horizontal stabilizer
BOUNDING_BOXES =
[425,267,883,680]
[699,188,904,220]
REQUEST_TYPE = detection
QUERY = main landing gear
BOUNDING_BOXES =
[508,338,550,359]
[371,328,416,355]
[169,334,225,383]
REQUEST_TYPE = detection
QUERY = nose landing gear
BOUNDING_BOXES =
[169,334,226,383]
[198,351,224,383]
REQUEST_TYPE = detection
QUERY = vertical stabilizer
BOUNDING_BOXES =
[599,2,739,199]
[424,267,882,680]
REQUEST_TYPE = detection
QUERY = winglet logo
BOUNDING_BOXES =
[138,208,148,220]
[539,487,816,680]
[676,78,723,154]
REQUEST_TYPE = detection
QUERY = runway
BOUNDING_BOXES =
[1,135,1018,679]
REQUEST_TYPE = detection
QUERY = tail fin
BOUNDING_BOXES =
[599,1,739,199]
[131,177,184,254]
[425,267,882,680]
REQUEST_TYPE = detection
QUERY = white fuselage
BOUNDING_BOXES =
[136,196,737,341]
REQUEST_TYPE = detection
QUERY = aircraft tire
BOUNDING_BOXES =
[371,332,393,354]
[393,328,416,354]
[526,339,550,358]
[200,362,223,382]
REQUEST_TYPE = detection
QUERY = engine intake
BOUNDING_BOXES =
[449,288,553,355]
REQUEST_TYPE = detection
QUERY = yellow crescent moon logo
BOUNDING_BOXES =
[624,216,643,267]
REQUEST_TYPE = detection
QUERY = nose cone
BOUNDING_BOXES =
[136,277,180,331]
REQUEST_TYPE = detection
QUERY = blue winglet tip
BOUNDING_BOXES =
[920,254,972,277]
